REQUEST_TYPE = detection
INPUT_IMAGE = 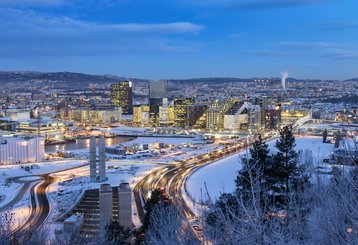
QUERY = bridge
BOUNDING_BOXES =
[292,110,313,129]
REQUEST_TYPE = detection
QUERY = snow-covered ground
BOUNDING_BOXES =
[47,160,160,223]
[70,136,218,164]
[185,136,336,204]
[0,160,86,209]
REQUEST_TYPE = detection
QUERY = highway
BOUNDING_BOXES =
[15,174,55,234]
[4,162,88,238]
[133,134,274,240]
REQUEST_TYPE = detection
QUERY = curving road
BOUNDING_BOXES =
[133,135,274,240]
[2,161,88,237]
[15,174,55,234]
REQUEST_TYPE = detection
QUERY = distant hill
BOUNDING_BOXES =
[0,71,128,86]
[0,71,341,90]
[346,78,358,81]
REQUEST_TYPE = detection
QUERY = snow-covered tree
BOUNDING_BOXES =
[145,204,197,245]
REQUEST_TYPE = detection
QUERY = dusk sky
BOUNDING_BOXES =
[1,0,357,80]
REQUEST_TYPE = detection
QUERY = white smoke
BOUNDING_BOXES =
[280,71,288,92]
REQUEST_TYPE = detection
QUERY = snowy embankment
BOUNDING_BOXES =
[185,137,335,205]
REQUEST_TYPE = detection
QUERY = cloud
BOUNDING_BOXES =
[0,9,205,57]
[316,22,358,31]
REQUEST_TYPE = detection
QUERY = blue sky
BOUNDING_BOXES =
[1,0,358,80]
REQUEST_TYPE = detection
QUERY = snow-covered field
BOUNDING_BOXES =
[185,136,336,204]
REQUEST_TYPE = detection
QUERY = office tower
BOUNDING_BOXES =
[266,104,282,130]
[174,98,195,128]
[149,81,167,126]
[255,97,268,129]
[133,105,150,127]
[159,105,174,127]
[248,105,261,130]
[99,184,113,233]
[111,81,133,115]
[149,80,167,98]
[186,103,208,129]
[149,98,164,126]
[89,137,97,181]
[206,107,222,131]
[118,182,132,229]
[99,137,106,181]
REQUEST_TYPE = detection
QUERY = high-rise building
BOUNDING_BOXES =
[99,137,106,181]
[159,105,174,127]
[206,107,223,131]
[118,182,132,229]
[149,81,167,126]
[111,81,133,115]
[149,80,167,99]
[266,104,282,130]
[255,97,268,129]
[149,98,164,126]
[248,105,261,130]
[186,103,208,129]
[89,137,97,181]
[174,98,195,128]
[133,105,150,127]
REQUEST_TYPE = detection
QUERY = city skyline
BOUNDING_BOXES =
[0,0,358,80]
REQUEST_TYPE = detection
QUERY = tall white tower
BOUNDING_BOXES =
[99,136,106,181]
[89,137,97,181]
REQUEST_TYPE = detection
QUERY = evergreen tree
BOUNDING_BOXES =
[272,126,298,192]
[134,188,170,244]
[322,129,328,143]
[105,221,131,245]
[236,135,271,195]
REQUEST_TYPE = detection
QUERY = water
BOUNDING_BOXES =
[45,136,135,153]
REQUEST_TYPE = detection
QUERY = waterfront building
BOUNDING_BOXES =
[133,105,150,127]
[149,80,167,98]
[149,81,167,126]
[159,105,174,127]
[68,108,122,125]
[186,103,208,129]
[110,81,133,114]
[224,101,249,131]
[0,136,45,164]
[174,98,195,128]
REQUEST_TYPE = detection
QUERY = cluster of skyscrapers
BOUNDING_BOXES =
[110,80,284,131]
